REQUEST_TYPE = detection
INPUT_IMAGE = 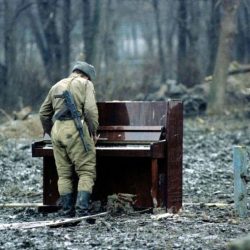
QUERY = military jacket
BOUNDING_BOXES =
[39,72,99,135]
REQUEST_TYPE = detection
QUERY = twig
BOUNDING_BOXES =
[0,109,13,121]
[183,202,232,208]
[151,213,174,220]
[101,220,120,232]
[129,208,153,215]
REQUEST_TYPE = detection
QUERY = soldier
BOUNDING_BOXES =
[39,61,99,217]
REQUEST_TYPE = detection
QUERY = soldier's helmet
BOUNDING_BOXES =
[72,61,96,81]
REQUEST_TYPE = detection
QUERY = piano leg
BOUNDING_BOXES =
[151,159,158,208]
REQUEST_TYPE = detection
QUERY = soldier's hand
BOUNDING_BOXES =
[93,134,100,145]
[44,132,51,139]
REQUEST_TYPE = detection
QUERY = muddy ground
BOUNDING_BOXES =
[0,114,250,249]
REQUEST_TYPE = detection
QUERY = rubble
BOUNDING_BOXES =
[13,106,32,121]
[144,64,250,116]
[0,113,250,249]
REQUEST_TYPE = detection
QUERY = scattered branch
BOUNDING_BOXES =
[0,212,108,230]
[0,109,13,121]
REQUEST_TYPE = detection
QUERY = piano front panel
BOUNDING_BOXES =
[93,157,156,208]
[32,144,162,207]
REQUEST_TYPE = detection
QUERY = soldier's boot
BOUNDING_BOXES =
[75,191,91,217]
[57,193,75,218]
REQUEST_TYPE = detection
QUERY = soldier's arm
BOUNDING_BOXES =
[83,81,99,136]
[39,90,54,135]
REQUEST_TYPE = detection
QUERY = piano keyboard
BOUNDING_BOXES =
[43,145,150,150]
[97,145,150,150]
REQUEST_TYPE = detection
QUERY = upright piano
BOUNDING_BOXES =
[32,100,183,212]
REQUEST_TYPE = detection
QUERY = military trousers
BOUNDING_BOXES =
[51,120,96,195]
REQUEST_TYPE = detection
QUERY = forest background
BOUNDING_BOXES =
[0,0,247,115]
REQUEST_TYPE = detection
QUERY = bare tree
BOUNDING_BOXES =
[3,0,29,86]
[27,0,63,83]
[152,0,166,83]
[207,0,221,75]
[177,0,187,85]
[3,0,13,86]
[1,0,250,111]
[185,1,202,87]
[82,0,101,65]
[207,0,241,114]
[102,0,118,80]
[1,0,32,107]
[165,0,177,80]
[62,0,71,75]
[176,0,203,87]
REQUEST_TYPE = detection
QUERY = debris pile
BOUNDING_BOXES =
[106,193,136,214]
[143,63,250,116]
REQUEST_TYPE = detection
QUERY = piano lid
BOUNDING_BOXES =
[97,102,168,144]
[97,101,167,127]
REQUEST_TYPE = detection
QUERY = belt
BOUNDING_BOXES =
[57,115,73,121]
[53,109,72,122]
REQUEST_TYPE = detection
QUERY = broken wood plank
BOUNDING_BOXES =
[183,202,232,208]
[0,203,43,208]
[151,213,175,220]
[229,66,250,75]
[0,212,108,230]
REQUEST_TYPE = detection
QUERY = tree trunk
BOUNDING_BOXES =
[184,1,202,87]
[37,0,62,82]
[177,0,187,85]
[103,0,117,80]
[62,0,71,76]
[207,0,241,114]
[82,0,101,65]
[152,0,166,83]
[244,6,250,63]
[28,0,62,83]
[165,0,177,80]
[82,0,92,62]
[235,5,250,64]
[207,0,221,76]
[3,0,16,86]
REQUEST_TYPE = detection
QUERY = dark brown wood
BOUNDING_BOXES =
[150,140,166,158]
[166,100,183,212]
[32,100,183,212]
[98,126,163,131]
[151,159,158,207]
[93,157,153,207]
[43,157,59,205]
[97,148,153,158]
[97,101,167,126]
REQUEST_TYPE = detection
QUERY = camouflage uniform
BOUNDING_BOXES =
[39,63,98,217]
